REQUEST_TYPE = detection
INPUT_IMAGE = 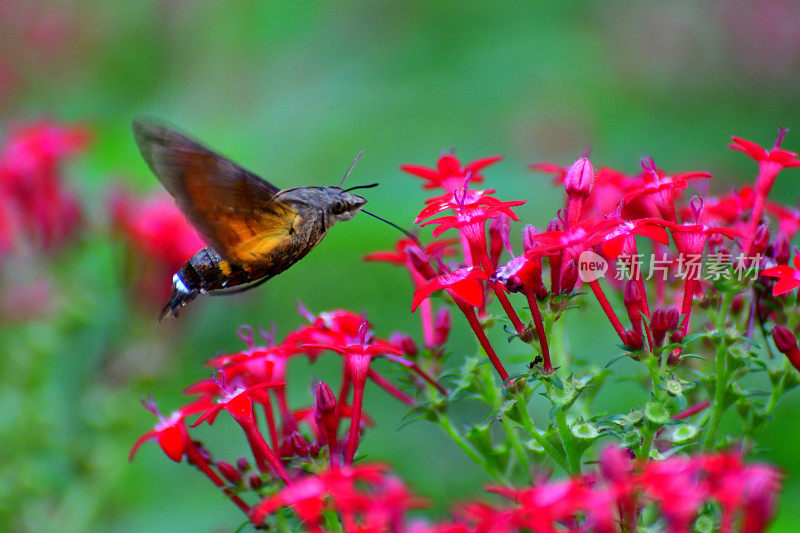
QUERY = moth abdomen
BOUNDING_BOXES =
[160,247,253,320]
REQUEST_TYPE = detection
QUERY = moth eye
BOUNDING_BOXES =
[331,202,347,215]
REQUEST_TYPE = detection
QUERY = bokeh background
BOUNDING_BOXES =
[2,1,800,531]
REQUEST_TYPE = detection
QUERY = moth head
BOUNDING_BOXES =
[327,187,367,221]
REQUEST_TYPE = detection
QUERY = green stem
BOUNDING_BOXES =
[702,292,735,450]
[436,413,503,482]
[640,423,656,461]
[478,365,529,478]
[514,392,570,473]
[555,410,580,476]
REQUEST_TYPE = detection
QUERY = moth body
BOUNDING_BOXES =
[132,119,368,320]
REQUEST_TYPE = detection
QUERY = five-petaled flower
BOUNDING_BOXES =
[401,153,502,192]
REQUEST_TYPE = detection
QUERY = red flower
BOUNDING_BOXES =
[0,120,89,251]
[730,129,800,253]
[729,129,800,171]
[762,251,800,295]
[401,153,502,192]
[416,188,524,238]
[251,464,391,529]
[624,157,711,222]
[129,397,212,462]
[411,267,488,311]
[305,322,446,463]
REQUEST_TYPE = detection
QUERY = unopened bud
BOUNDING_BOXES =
[772,233,791,265]
[432,307,451,347]
[315,381,336,413]
[390,333,418,357]
[564,157,595,197]
[623,281,642,333]
[248,474,263,490]
[651,308,669,346]
[665,307,680,331]
[623,329,643,350]
[216,461,241,484]
[236,457,250,472]
[772,326,800,371]
[287,432,310,457]
[560,259,578,294]
[750,224,771,256]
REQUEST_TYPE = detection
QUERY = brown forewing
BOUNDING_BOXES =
[132,119,298,263]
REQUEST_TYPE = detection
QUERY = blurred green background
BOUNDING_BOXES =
[2,1,800,531]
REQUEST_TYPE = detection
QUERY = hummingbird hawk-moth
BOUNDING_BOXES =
[132,118,374,319]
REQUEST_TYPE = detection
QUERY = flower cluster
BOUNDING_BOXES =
[0,120,88,255]
[131,307,444,530]
[135,132,800,531]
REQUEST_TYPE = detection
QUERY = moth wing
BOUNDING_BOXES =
[132,118,298,263]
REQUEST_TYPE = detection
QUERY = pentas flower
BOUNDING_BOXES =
[412,267,488,311]
[130,396,212,462]
[189,373,288,481]
[664,198,742,335]
[365,237,457,347]
[697,185,754,225]
[130,396,253,516]
[250,464,393,530]
[762,249,800,295]
[624,157,711,222]
[304,322,446,463]
[412,267,510,379]
[401,153,502,192]
[730,129,800,252]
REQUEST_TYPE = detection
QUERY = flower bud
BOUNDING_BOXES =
[286,431,310,457]
[315,381,336,414]
[623,281,642,333]
[216,461,241,484]
[560,259,578,294]
[772,325,800,370]
[236,457,250,472]
[772,233,791,265]
[390,333,418,357]
[248,474,263,490]
[622,329,643,350]
[665,307,680,331]
[564,157,595,197]
[651,308,669,346]
[432,307,451,347]
[750,224,771,257]
[406,246,437,281]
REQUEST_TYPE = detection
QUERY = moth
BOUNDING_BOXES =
[132,118,378,319]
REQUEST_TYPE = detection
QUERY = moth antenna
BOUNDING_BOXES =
[343,182,379,193]
[338,149,364,187]
[361,209,422,247]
